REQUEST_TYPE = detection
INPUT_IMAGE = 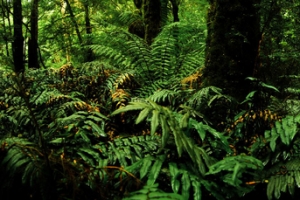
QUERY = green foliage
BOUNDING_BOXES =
[207,155,263,187]
[3,0,300,199]
[265,115,298,152]
[265,157,300,200]
[123,184,184,200]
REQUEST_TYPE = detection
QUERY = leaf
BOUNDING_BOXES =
[84,120,107,137]
[169,162,181,193]
[77,152,95,166]
[295,171,300,188]
[111,102,150,116]
[267,178,276,199]
[181,171,191,199]
[151,109,160,135]
[231,163,240,186]
[191,178,202,200]
[160,114,170,149]
[49,138,64,144]
[136,107,151,124]
[79,131,90,143]
[180,112,189,129]
[270,135,279,152]
[260,82,279,92]
[140,157,153,179]
[241,91,257,104]
[146,155,165,186]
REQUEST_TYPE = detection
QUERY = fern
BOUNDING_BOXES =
[206,155,264,198]
[0,137,52,197]
[148,88,184,106]
[266,158,300,200]
[123,184,184,200]
[49,110,108,142]
[265,115,299,152]
[112,100,220,175]
[95,135,161,167]
[186,86,230,107]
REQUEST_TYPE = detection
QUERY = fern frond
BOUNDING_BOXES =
[265,115,298,152]
[0,137,42,186]
[266,158,300,200]
[186,86,224,107]
[136,80,170,98]
[112,100,216,175]
[148,89,182,106]
[206,155,264,190]
[123,183,184,200]
[95,135,161,167]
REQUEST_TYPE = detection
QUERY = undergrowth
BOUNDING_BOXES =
[2,24,300,200]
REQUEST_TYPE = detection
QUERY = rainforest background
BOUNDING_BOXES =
[1,0,300,199]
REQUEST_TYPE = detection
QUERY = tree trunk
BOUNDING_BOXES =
[28,0,39,69]
[83,2,94,62]
[170,0,179,22]
[1,0,11,57]
[12,0,24,73]
[143,0,161,45]
[203,0,261,100]
[65,0,83,44]
[60,0,71,62]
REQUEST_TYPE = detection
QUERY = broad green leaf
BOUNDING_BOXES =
[90,111,109,120]
[180,112,189,129]
[77,152,95,165]
[169,163,180,193]
[49,138,64,143]
[195,123,206,141]
[136,107,151,124]
[85,120,107,137]
[151,109,160,135]
[160,114,170,149]
[191,179,202,200]
[147,155,165,186]
[140,157,153,179]
[109,142,128,167]
[231,163,240,186]
[273,176,281,199]
[260,82,279,92]
[181,171,191,199]
[111,102,150,116]
[79,131,91,143]
[295,171,300,187]
[79,148,100,159]
[266,176,274,199]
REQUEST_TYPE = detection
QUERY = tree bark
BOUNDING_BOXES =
[143,0,161,45]
[12,0,24,73]
[170,0,179,22]
[28,0,39,69]
[203,0,261,100]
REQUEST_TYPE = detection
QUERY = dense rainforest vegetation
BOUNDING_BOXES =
[1,0,300,199]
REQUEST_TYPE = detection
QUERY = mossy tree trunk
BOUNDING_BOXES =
[203,0,261,100]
